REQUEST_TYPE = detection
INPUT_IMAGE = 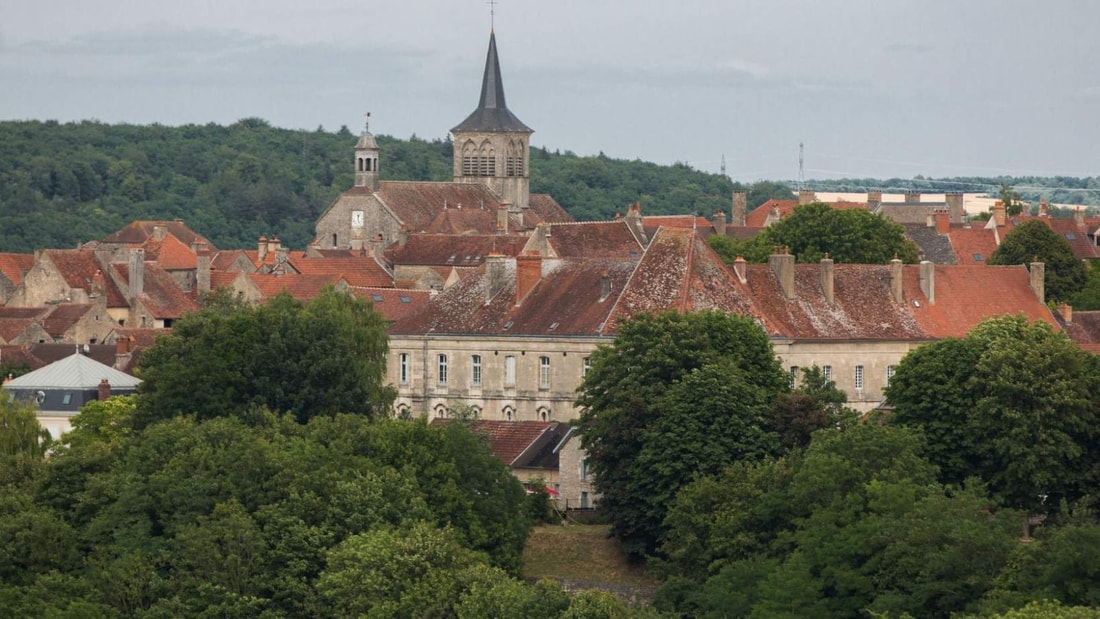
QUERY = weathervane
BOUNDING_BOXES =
[364,112,371,133]
[487,0,498,29]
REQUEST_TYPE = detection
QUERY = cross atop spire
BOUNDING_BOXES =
[487,0,497,29]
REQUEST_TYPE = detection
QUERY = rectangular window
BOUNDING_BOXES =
[471,354,482,386]
[854,365,864,391]
[580,491,590,509]
[437,354,448,386]
[822,365,832,381]
[582,357,591,378]
[539,356,551,390]
[62,393,72,405]
[789,365,799,388]
[398,353,409,385]
[580,458,589,482]
[504,355,516,386]
[886,365,897,385]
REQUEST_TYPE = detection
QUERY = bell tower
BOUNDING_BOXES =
[354,117,379,191]
[451,30,532,209]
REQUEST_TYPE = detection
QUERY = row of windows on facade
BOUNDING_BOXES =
[397,402,556,423]
[397,353,589,390]
[460,156,525,177]
[788,364,896,391]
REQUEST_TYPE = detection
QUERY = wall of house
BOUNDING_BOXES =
[388,334,606,422]
[771,339,921,412]
[315,194,401,250]
[9,257,82,307]
[62,302,115,344]
[557,435,598,510]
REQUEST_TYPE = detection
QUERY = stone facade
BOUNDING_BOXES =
[555,429,598,510]
[451,130,530,209]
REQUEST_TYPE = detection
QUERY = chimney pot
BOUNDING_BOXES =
[820,256,834,304]
[919,260,935,304]
[768,248,795,299]
[890,258,904,304]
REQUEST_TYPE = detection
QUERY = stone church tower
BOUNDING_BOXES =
[451,30,533,210]
[354,127,379,191]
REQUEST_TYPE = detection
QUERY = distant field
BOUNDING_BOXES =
[522,524,661,598]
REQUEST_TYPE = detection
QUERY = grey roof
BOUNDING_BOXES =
[5,352,141,390]
[355,131,378,150]
[904,224,958,265]
[451,31,533,134]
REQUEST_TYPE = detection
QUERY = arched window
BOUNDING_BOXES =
[537,406,551,422]
[396,404,412,420]
[503,405,515,421]
[434,403,448,419]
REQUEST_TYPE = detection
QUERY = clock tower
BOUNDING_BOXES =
[354,126,379,191]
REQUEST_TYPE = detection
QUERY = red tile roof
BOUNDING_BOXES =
[286,255,393,288]
[543,221,644,259]
[947,227,999,266]
[376,182,504,232]
[142,234,198,270]
[1056,310,1100,353]
[40,304,95,338]
[387,234,526,267]
[348,287,431,322]
[432,419,558,466]
[745,199,797,227]
[45,250,127,308]
[248,273,345,301]
[642,214,712,230]
[111,262,200,319]
[527,194,574,225]
[0,253,34,285]
[101,220,214,249]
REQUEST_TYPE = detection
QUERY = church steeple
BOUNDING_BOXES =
[452,31,532,210]
[354,120,379,191]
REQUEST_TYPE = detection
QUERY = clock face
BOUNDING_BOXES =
[351,210,364,227]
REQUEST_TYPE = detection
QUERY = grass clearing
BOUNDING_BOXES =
[522,523,661,590]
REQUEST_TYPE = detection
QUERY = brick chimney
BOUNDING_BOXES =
[991,201,1006,227]
[497,207,510,234]
[1039,198,1049,217]
[769,246,795,299]
[935,209,950,234]
[91,269,106,297]
[128,248,144,299]
[257,235,268,261]
[820,254,834,304]
[866,190,883,210]
[890,257,904,304]
[515,251,541,306]
[798,189,816,205]
[116,334,131,355]
[600,269,611,302]
[350,232,364,252]
[945,191,965,223]
[919,260,935,304]
[1075,207,1085,227]
[712,211,726,236]
[485,253,507,302]
[732,256,747,284]
[904,190,921,203]
[731,190,748,226]
[196,249,211,294]
[1058,302,1073,324]
[98,378,111,401]
[1029,261,1045,304]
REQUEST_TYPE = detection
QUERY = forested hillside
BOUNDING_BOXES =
[0,119,739,252]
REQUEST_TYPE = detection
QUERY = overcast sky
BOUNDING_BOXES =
[2,1,1098,182]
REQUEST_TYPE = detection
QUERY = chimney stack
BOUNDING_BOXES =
[732,256,747,284]
[368,234,384,258]
[350,232,364,252]
[98,378,111,401]
[257,235,268,261]
[1039,198,1049,217]
[196,249,211,293]
[904,190,921,203]
[890,257,904,304]
[769,246,795,299]
[820,254,834,304]
[935,209,951,234]
[1029,261,1045,304]
[798,189,816,205]
[991,201,1007,227]
[1058,302,1073,324]
[128,248,145,299]
[600,269,611,302]
[485,254,507,302]
[731,190,748,226]
[153,224,167,241]
[497,207,510,234]
[919,260,935,304]
[712,211,727,236]
[1075,207,1086,227]
[515,251,542,306]
[866,190,883,210]
[945,191,965,223]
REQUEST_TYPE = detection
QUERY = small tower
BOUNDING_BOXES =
[452,30,533,210]
[354,123,379,191]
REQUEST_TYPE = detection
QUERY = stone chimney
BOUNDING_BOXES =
[712,211,726,236]
[732,256,747,284]
[368,234,384,258]
[624,201,648,245]
[116,334,131,355]
[798,189,816,205]
[1029,261,1045,304]
[515,251,542,306]
[91,269,106,297]
[991,201,1006,227]
[600,269,611,302]
[1075,207,1086,227]
[350,232,364,252]
[153,224,167,241]
[98,378,111,401]
[1058,302,1073,324]
[919,260,935,304]
[485,253,507,302]
[904,190,921,203]
[820,254,834,304]
[866,190,883,210]
[1039,198,1049,217]
[890,257,904,304]
[128,248,144,299]
[398,226,410,247]
[257,235,268,261]
[945,191,965,223]
[497,207,510,234]
[274,246,289,268]
[769,246,795,300]
[935,209,950,234]
[731,190,748,226]
[196,249,211,294]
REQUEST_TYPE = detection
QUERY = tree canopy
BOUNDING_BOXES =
[577,310,787,558]
[709,202,920,264]
[135,288,395,427]
[987,219,1088,302]
[885,315,1099,513]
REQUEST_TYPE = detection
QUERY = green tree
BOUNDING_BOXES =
[1000,182,1025,216]
[770,365,859,452]
[135,288,394,426]
[577,310,787,558]
[886,315,1098,513]
[761,202,919,263]
[0,396,51,486]
[987,219,1087,302]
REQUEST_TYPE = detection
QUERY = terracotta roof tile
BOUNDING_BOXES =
[527,194,574,225]
[375,181,504,232]
[348,287,431,322]
[642,214,713,230]
[0,253,34,285]
[0,307,47,320]
[45,250,127,308]
[432,419,559,466]
[142,234,198,270]
[248,273,345,301]
[40,304,95,338]
[101,220,214,249]
[745,199,797,227]
[286,255,393,287]
[947,227,999,265]
[0,318,36,342]
[111,262,200,319]
[543,221,643,258]
[905,264,1055,338]
[387,234,525,267]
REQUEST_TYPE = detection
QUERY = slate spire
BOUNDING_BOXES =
[452,31,533,134]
